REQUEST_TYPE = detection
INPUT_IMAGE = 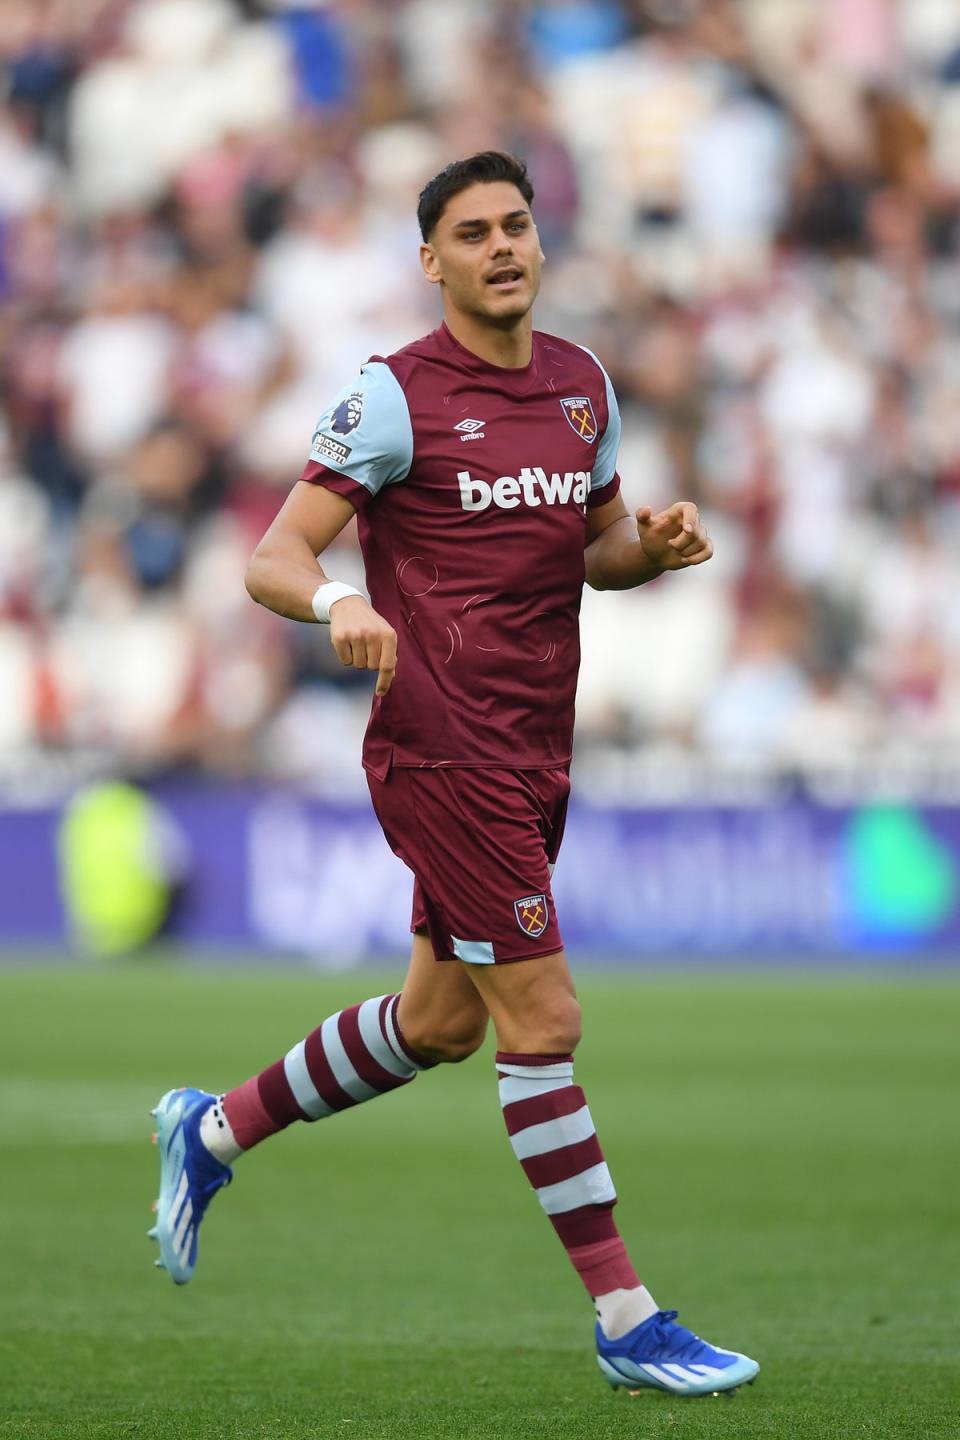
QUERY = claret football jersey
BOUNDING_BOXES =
[299,322,622,771]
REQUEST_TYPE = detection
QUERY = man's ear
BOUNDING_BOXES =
[420,242,443,286]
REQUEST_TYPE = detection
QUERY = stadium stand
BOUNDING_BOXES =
[2,0,959,798]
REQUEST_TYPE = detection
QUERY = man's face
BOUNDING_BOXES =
[420,181,544,324]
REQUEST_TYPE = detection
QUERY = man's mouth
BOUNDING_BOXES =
[487,267,523,286]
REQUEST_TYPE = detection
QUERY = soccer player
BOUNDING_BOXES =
[150,152,759,1399]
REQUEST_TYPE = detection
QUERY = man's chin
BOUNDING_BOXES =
[476,292,534,324]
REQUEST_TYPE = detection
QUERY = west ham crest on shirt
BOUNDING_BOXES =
[560,396,598,442]
[514,893,549,938]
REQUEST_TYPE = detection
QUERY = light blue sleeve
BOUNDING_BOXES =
[308,361,413,495]
[578,345,621,494]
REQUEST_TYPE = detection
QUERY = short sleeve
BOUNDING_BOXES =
[299,361,413,508]
[578,345,622,508]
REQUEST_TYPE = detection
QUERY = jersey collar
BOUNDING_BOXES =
[437,321,540,381]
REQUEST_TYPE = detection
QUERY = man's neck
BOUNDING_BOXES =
[442,309,533,369]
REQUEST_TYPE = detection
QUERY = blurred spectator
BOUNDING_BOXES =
[58,272,176,465]
[524,0,630,71]
[2,0,960,795]
[697,584,814,766]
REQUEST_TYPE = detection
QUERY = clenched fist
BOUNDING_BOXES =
[329,595,398,696]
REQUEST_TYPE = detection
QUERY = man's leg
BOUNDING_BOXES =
[396,930,491,1063]
[465,949,759,1397]
[150,932,488,1283]
[464,949,652,1332]
[214,932,488,1154]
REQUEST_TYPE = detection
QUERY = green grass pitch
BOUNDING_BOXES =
[0,962,957,1439]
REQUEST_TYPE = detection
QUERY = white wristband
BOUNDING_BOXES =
[311,580,362,624]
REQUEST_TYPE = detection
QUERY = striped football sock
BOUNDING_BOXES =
[497,1052,647,1316]
[214,994,433,1155]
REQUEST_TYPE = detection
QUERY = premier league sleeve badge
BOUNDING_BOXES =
[331,391,365,435]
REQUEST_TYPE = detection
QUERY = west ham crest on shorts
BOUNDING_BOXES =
[514,893,549,939]
[560,396,598,442]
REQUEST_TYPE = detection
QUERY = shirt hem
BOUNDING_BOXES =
[362,755,572,774]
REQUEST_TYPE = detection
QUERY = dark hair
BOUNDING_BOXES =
[417,151,534,241]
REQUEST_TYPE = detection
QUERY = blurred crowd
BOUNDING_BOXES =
[3,0,960,798]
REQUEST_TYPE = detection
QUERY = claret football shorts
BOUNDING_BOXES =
[366,762,570,964]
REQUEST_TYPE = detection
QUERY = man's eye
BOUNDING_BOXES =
[509,223,527,232]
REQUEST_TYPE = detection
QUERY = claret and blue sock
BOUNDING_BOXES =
[495,1052,658,1332]
[209,991,431,1155]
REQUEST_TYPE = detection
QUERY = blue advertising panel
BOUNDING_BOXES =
[1,784,958,961]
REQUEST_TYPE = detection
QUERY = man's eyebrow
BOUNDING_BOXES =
[451,209,530,230]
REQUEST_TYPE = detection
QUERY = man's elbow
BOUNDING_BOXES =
[583,554,607,592]
[244,549,268,606]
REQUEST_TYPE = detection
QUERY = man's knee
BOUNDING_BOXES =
[530,992,582,1055]
[467,958,583,1056]
[401,1009,488,1065]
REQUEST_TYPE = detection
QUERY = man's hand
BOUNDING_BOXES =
[636,502,713,572]
[330,596,398,696]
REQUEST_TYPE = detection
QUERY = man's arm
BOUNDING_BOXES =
[246,480,398,695]
[584,492,714,591]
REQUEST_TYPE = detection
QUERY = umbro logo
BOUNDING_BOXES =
[454,417,485,442]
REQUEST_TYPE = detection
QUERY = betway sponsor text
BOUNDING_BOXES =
[457,468,591,511]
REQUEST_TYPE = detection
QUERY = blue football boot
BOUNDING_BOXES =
[148,1087,232,1285]
[597,1309,759,1397]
